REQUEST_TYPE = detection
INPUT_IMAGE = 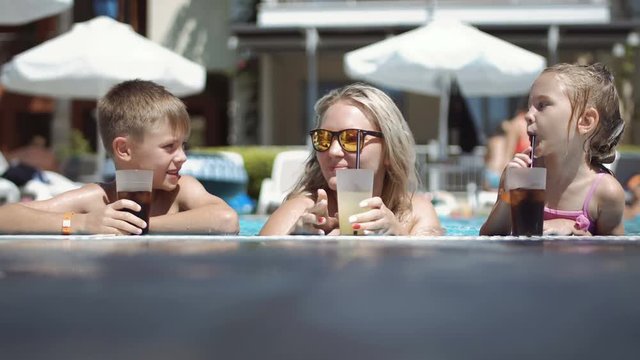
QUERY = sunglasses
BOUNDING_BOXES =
[309,128,384,153]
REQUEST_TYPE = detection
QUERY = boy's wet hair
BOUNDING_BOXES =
[543,63,625,171]
[97,79,190,155]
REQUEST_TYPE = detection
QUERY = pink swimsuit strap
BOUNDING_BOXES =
[581,173,605,214]
[543,173,605,231]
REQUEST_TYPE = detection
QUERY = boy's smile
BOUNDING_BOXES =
[125,119,188,191]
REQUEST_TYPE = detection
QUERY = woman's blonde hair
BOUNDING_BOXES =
[97,79,190,156]
[288,83,419,221]
[543,63,624,172]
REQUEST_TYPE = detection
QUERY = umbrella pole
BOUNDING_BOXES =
[430,75,451,192]
[438,75,450,162]
[93,102,105,183]
[51,100,71,159]
[305,27,319,146]
[93,132,106,183]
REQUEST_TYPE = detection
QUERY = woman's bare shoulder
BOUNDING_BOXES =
[408,192,443,235]
[280,194,316,210]
[259,194,316,235]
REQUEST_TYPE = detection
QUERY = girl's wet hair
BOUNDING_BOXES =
[288,83,419,222]
[543,63,625,173]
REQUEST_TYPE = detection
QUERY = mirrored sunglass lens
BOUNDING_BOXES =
[340,130,359,152]
[313,130,331,150]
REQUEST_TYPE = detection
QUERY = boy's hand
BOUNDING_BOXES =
[81,199,147,235]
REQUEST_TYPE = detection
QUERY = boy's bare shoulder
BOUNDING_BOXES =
[174,175,210,197]
[172,175,225,205]
[176,174,203,188]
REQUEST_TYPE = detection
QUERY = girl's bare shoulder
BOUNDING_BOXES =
[595,173,625,207]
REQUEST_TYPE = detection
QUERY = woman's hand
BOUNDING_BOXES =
[80,199,147,235]
[348,197,406,235]
[289,189,338,235]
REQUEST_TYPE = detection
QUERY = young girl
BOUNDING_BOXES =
[480,63,626,236]
[259,83,442,236]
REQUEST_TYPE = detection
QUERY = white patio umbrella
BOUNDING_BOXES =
[344,19,546,159]
[0,0,73,25]
[1,16,205,98]
[0,16,206,180]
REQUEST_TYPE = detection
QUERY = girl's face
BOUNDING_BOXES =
[525,72,577,159]
[316,101,385,191]
[127,119,188,191]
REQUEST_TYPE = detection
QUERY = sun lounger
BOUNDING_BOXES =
[256,149,310,215]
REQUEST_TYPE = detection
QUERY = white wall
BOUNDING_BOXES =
[148,0,234,72]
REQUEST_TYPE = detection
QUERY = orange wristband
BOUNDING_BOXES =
[62,212,74,235]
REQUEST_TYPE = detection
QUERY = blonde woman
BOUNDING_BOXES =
[260,83,442,236]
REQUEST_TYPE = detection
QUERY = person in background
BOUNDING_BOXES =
[480,63,626,236]
[260,83,442,236]
[0,79,238,235]
[7,135,59,172]
[624,174,640,219]
[483,103,529,191]
[483,123,508,191]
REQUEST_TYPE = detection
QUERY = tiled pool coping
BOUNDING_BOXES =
[2,234,640,359]
[1,234,640,243]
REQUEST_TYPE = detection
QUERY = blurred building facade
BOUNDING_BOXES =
[2,0,640,163]
[230,0,640,148]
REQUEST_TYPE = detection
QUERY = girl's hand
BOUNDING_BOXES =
[348,197,406,235]
[81,199,147,235]
[506,146,534,169]
[543,218,591,236]
[497,146,536,203]
[289,189,338,235]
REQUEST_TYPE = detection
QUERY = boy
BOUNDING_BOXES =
[0,80,239,235]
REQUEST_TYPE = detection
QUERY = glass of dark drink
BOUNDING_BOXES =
[115,169,153,235]
[505,167,546,236]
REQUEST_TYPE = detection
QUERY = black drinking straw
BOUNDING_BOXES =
[356,130,362,169]
[529,135,536,168]
[355,130,362,235]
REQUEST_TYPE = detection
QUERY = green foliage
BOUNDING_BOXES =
[618,144,640,153]
[192,146,304,199]
[59,128,93,159]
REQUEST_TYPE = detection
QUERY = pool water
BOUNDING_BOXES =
[239,215,640,236]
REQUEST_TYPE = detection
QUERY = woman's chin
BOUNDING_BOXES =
[327,177,338,191]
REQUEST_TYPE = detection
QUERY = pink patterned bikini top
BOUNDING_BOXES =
[543,173,605,234]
